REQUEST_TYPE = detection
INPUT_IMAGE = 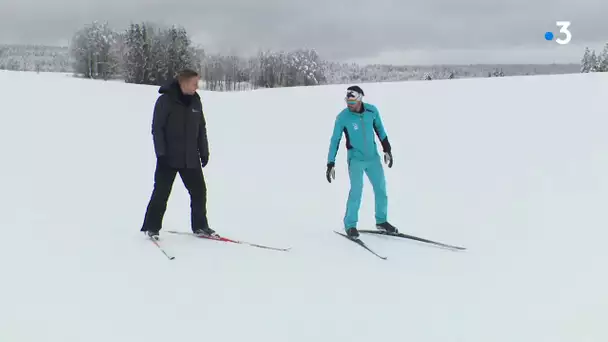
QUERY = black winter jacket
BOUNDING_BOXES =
[151,80,209,169]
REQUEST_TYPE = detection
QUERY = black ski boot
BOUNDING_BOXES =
[146,230,160,240]
[376,221,398,234]
[346,227,360,239]
[194,227,216,237]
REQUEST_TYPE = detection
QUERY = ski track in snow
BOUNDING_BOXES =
[1,70,607,342]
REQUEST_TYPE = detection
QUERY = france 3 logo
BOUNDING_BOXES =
[545,21,572,45]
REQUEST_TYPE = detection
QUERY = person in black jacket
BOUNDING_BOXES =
[140,69,215,239]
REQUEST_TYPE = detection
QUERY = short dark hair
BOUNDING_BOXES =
[347,85,364,96]
[177,69,199,82]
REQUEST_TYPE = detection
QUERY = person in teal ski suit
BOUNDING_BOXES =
[326,85,398,238]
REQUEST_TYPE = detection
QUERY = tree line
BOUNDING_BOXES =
[580,43,608,73]
[0,20,585,90]
[68,21,586,91]
[69,21,326,90]
[0,45,70,72]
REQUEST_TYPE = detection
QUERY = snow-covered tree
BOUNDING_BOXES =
[492,68,504,77]
[581,47,592,73]
[589,50,598,72]
[285,49,325,86]
[163,26,196,81]
[148,28,170,84]
[69,21,118,79]
[255,50,280,88]
[597,43,608,72]
[122,23,196,85]
[249,48,326,88]
[123,23,146,83]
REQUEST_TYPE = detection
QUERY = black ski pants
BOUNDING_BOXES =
[141,159,208,232]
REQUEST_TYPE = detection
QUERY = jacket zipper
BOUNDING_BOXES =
[360,115,368,159]
[184,103,188,166]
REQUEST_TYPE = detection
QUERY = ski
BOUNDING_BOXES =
[149,236,175,260]
[334,231,387,260]
[358,230,466,251]
[166,230,291,252]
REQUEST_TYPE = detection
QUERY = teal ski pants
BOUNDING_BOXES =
[344,156,388,229]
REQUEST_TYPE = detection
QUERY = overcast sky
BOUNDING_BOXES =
[0,0,606,64]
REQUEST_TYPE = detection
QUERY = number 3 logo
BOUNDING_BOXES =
[555,21,572,45]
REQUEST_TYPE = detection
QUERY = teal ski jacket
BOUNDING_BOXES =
[327,102,392,165]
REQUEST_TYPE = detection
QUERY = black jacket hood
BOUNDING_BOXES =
[158,79,200,100]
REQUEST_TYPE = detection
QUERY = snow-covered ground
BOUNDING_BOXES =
[1,70,607,342]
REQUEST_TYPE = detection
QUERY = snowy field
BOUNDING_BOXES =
[1,70,607,342]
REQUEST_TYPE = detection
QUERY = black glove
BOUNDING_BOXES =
[326,162,335,183]
[201,154,209,168]
[380,137,393,168]
[383,151,393,168]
